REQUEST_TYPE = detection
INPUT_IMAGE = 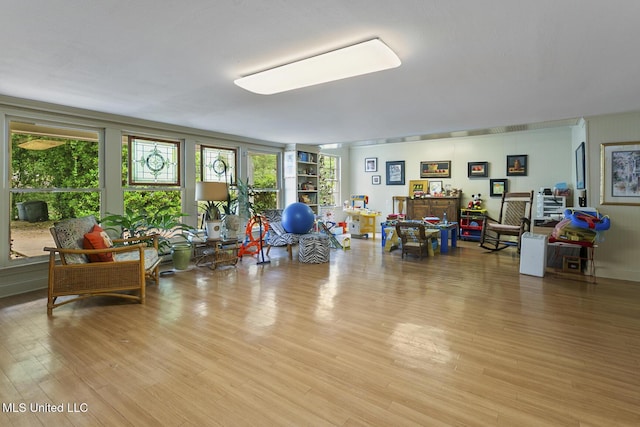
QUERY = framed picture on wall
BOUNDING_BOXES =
[372,175,381,185]
[575,142,586,190]
[600,141,640,205]
[365,157,378,172]
[490,179,508,197]
[506,154,528,176]
[386,161,405,185]
[468,161,489,178]
[420,160,451,178]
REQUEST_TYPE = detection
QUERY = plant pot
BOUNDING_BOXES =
[223,215,240,239]
[171,243,192,270]
[206,220,223,240]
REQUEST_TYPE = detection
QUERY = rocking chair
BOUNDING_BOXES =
[479,191,534,254]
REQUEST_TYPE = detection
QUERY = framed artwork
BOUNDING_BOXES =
[429,180,443,194]
[600,141,640,205]
[490,179,508,197]
[506,154,527,176]
[575,142,586,190]
[420,160,451,178]
[372,175,381,185]
[468,161,489,178]
[408,179,428,197]
[365,157,378,172]
[386,161,405,185]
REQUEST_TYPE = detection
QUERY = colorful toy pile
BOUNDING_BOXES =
[551,209,611,244]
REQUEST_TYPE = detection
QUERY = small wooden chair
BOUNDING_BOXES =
[395,222,437,259]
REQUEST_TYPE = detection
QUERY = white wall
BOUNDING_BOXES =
[586,112,640,282]
[349,127,574,218]
[349,121,639,283]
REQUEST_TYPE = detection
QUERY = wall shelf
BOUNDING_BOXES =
[285,146,319,214]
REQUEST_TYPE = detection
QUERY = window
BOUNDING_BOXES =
[319,154,340,206]
[248,151,279,212]
[122,135,183,219]
[128,136,180,185]
[9,120,101,261]
[199,145,237,184]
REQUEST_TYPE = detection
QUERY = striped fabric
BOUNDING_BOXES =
[298,233,330,263]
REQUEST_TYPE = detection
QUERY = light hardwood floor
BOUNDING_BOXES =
[1,238,639,426]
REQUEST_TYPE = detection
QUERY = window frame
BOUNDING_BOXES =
[319,153,340,207]
[7,118,103,263]
[128,135,181,186]
[247,149,281,210]
[199,145,237,184]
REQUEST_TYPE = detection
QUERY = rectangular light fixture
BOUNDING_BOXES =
[234,38,401,95]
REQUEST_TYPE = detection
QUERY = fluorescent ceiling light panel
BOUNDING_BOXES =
[234,38,401,95]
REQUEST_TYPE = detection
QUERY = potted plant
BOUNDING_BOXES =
[101,206,196,270]
[201,200,224,240]
[234,178,255,220]
[214,187,240,239]
[227,178,256,239]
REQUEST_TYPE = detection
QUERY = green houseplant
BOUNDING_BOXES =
[226,178,255,239]
[234,178,255,220]
[200,200,224,240]
[101,206,196,269]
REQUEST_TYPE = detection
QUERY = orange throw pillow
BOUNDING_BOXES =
[83,224,114,262]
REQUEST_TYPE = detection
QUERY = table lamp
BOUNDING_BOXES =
[195,181,228,239]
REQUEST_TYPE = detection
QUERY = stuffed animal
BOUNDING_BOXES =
[468,194,482,210]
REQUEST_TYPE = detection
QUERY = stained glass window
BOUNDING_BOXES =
[129,136,180,185]
[201,146,236,184]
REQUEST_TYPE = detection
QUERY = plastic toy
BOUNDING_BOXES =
[468,194,482,210]
[564,209,610,231]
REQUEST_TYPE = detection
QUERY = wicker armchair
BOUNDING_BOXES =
[43,215,161,315]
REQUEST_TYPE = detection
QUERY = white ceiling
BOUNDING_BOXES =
[2,1,640,146]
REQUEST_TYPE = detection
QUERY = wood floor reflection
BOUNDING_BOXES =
[1,239,639,426]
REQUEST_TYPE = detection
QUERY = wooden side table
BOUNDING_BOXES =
[195,238,239,269]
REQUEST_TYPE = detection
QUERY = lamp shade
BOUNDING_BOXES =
[195,181,228,201]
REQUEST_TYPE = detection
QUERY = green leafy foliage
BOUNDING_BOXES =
[318,154,338,206]
[10,134,100,219]
[101,205,195,253]
[248,153,277,213]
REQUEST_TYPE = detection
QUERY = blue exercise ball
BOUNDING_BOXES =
[282,203,315,234]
